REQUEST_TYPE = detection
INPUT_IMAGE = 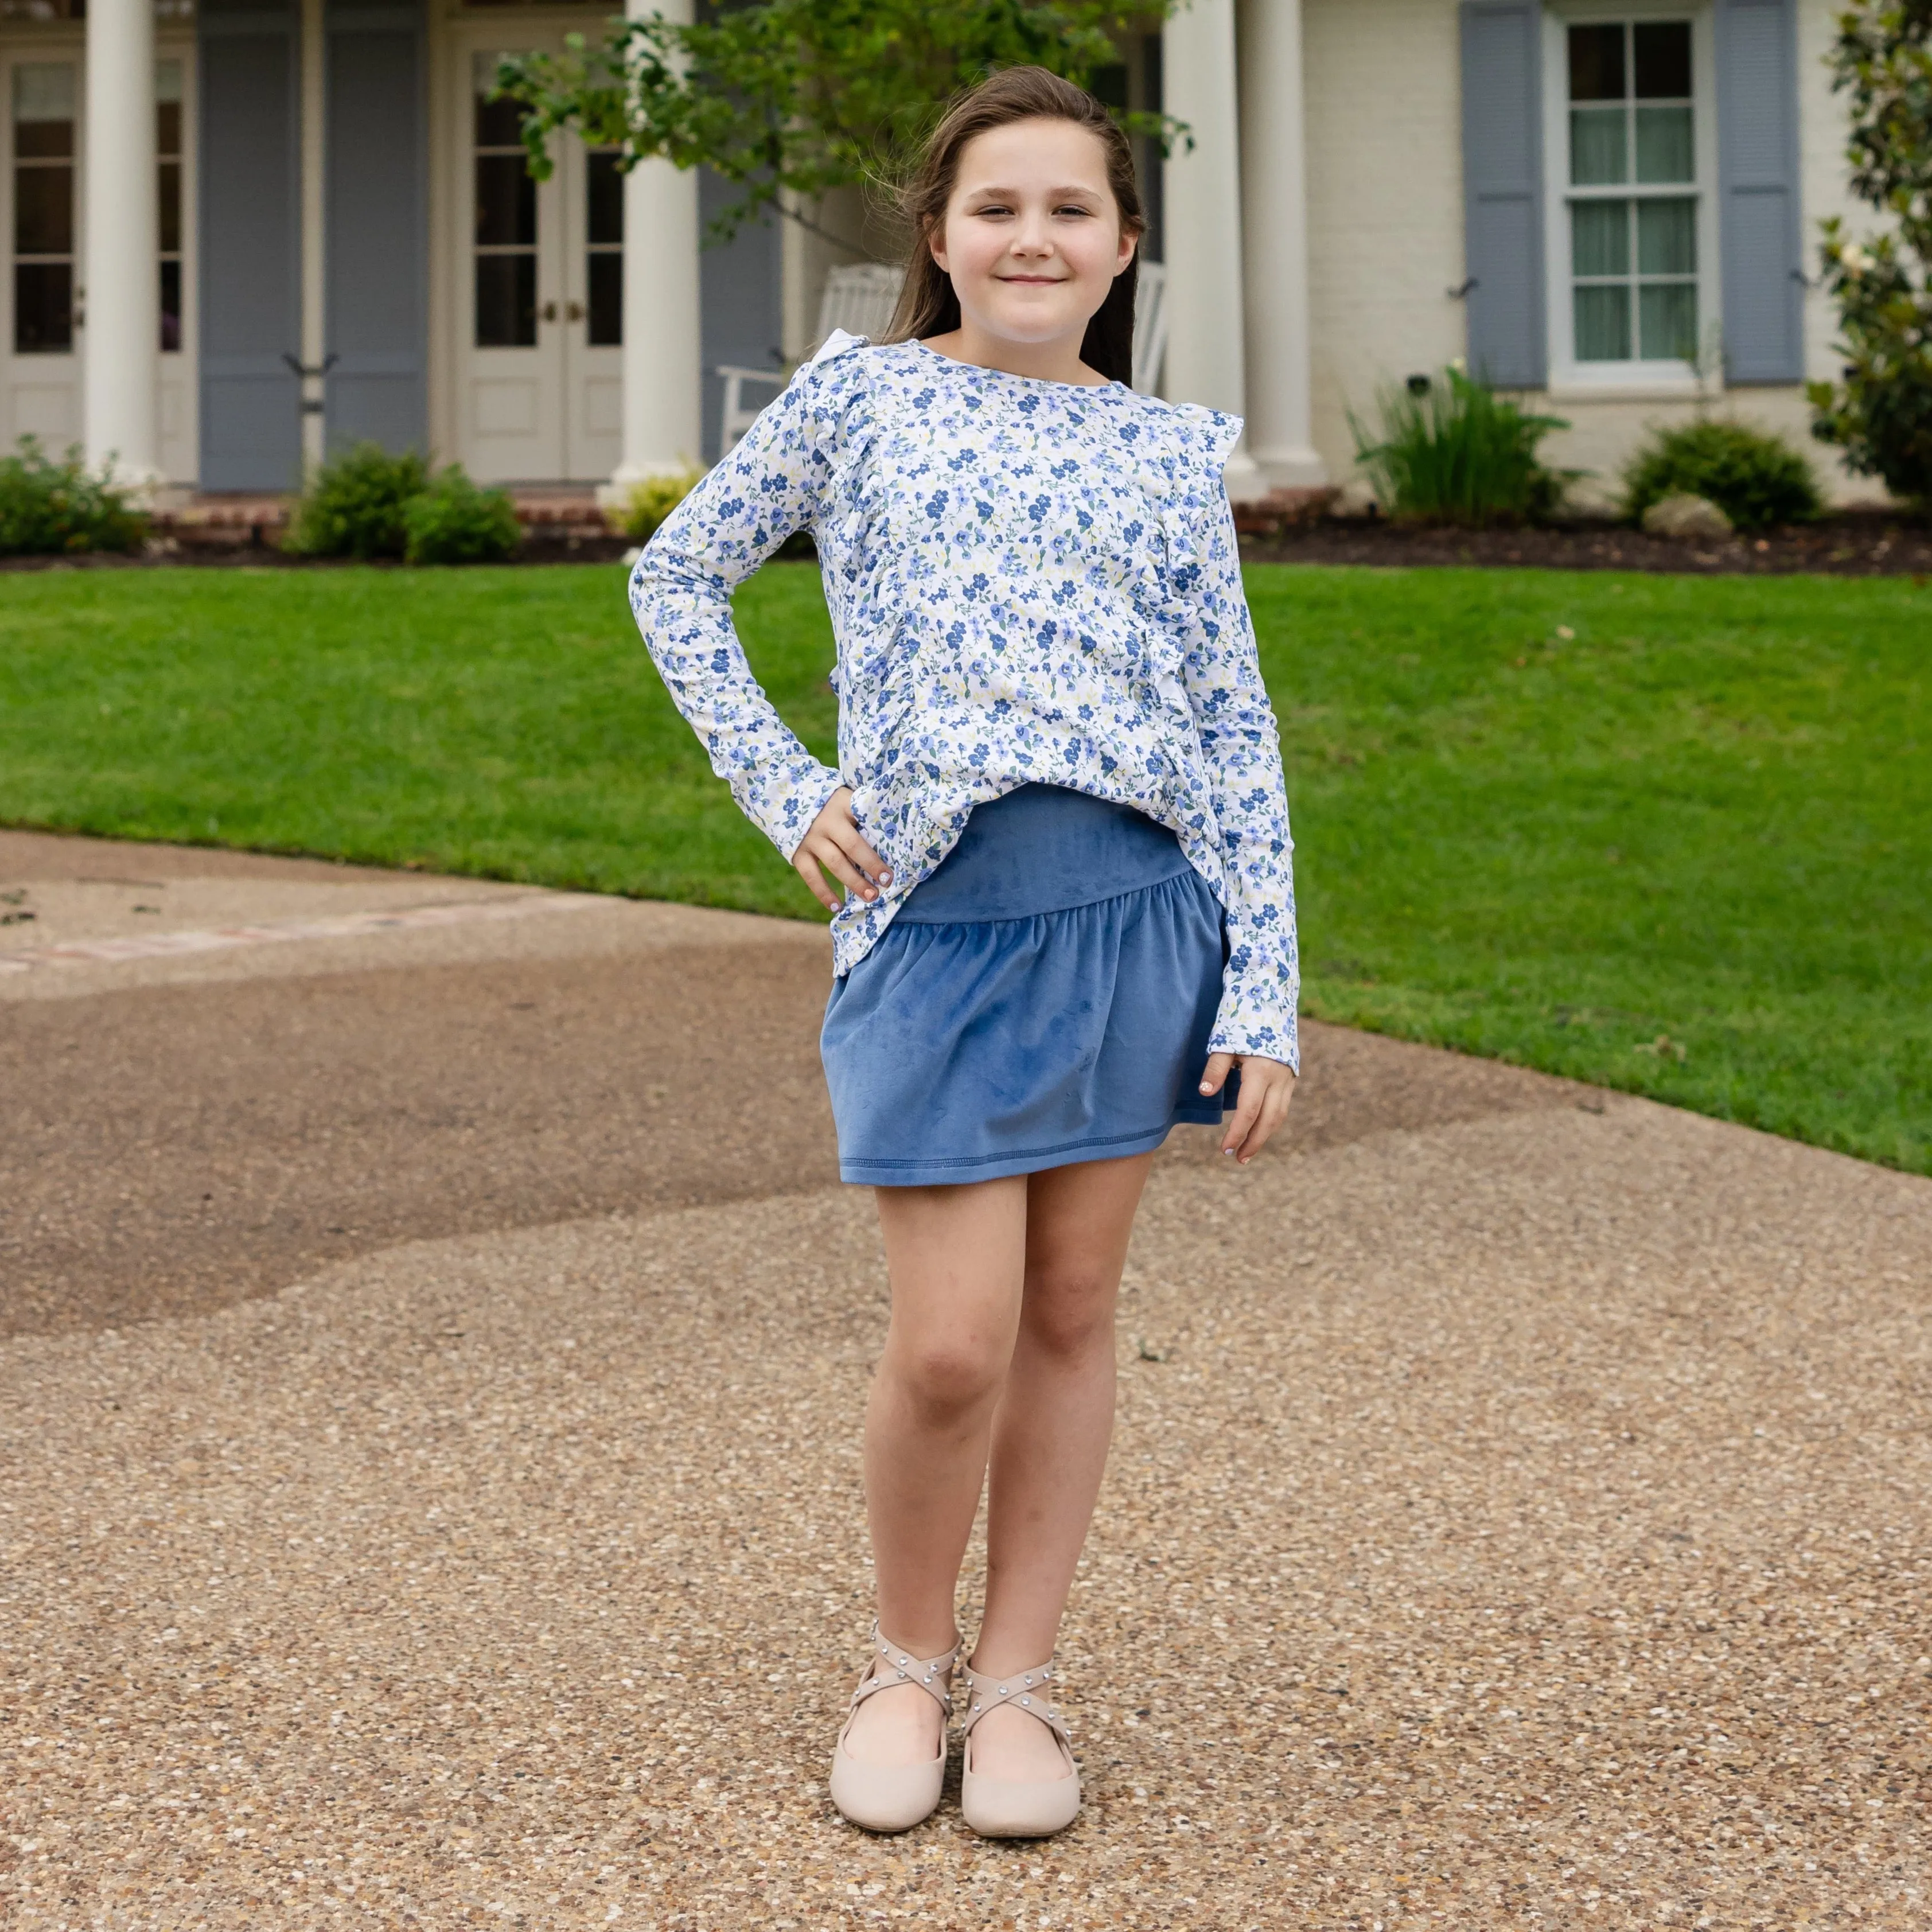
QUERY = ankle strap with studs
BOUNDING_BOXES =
[850,1623,959,1720]
[958,1658,1070,1747]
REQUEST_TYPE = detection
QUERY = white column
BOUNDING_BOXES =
[1238,0,1326,486]
[81,0,161,488]
[605,0,703,501]
[1161,0,1266,500]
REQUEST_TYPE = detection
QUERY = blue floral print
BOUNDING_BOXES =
[629,335,1300,1068]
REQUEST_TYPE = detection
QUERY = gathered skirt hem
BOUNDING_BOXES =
[839,1119,1186,1189]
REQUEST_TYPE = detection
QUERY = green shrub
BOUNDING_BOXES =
[285,442,430,559]
[1623,419,1821,532]
[610,466,704,544]
[402,465,522,564]
[0,438,147,556]
[1349,368,1574,527]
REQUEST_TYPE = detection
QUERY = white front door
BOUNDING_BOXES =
[453,37,622,484]
[0,42,196,482]
[2,52,82,455]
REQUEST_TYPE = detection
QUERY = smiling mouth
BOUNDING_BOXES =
[998,275,1066,286]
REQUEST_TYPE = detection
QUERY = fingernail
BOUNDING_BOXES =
[879,870,893,884]
[1198,1082,1212,1094]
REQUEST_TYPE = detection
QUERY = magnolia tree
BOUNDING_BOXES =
[491,0,1182,246]
[1809,0,1932,504]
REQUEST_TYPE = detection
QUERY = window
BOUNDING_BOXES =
[158,58,181,352]
[1547,10,1716,384]
[12,63,75,355]
[473,53,535,348]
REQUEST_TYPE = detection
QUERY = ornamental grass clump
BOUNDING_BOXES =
[611,466,705,544]
[0,437,147,556]
[1349,368,1575,527]
[1623,419,1821,532]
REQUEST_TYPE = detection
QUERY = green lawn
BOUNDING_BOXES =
[2,562,1926,1174]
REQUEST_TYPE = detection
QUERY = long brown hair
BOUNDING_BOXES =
[879,67,1146,387]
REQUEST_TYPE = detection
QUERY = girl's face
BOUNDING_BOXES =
[929,118,1137,352]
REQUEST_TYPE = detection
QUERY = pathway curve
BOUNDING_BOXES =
[2,830,1926,1929]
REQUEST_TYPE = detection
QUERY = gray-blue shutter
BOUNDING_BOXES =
[324,0,427,454]
[1459,1,1547,388]
[197,0,302,490]
[1715,0,1804,383]
[698,169,783,463]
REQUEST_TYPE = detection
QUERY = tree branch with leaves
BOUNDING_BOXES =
[492,1,1183,247]
[1809,0,1932,505]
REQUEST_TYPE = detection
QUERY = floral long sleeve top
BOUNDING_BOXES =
[629,333,1300,1068]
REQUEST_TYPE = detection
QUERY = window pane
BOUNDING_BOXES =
[157,57,182,154]
[587,248,621,345]
[1634,105,1693,183]
[14,163,74,255]
[14,260,72,352]
[473,53,525,149]
[1633,21,1692,99]
[1571,199,1629,277]
[1639,281,1697,360]
[586,148,622,247]
[14,64,75,157]
[476,251,536,347]
[158,158,181,253]
[1568,24,1626,102]
[1575,283,1631,361]
[159,256,181,352]
[1637,197,1696,275]
[475,152,535,246]
[1571,106,1627,186]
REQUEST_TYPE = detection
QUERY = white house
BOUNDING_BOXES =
[0,0,1882,505]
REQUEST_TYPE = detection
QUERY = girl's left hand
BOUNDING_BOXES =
[1198,1053,1296,1165]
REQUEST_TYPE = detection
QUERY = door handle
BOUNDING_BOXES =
[540,300,559,323]
[565,300,585,323]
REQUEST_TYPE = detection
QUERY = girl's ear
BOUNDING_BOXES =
[1115,227,1139,275]
[926,216,950,275]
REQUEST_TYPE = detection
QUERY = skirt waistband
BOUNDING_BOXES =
[892,784,1195,925]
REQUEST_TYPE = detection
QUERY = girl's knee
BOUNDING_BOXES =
[889,1332,1009,1424]
[1020,1266,1119,1359]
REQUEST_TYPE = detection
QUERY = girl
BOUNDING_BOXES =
[631,65,1298,1840]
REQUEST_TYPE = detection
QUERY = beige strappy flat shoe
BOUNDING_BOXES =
[958,1655,1081,1838]
[828,1624,959,1834]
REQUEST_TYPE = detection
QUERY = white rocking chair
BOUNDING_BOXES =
[716,262,907,450]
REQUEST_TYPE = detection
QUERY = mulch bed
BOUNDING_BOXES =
[5,512,1928,577]
[1239,509,1932,577]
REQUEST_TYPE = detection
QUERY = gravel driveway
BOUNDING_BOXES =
[3,830,1926,1929]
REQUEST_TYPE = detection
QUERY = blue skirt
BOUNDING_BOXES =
[820,784,1234,1187]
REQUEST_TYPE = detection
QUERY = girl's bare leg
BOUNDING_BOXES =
[843,1154,1153,1779]
[842,1175,1030,1767]
[971,1152,1153,1781]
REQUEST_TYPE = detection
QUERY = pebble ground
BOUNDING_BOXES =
[2,831,1927,1929]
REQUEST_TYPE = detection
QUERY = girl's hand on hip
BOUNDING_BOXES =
[1199,1053,1296,1164]
[794,786,892,913]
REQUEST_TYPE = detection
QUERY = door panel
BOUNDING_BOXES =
[3,54,80,455]
[453,30,618,484]
[459,41,562,480]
